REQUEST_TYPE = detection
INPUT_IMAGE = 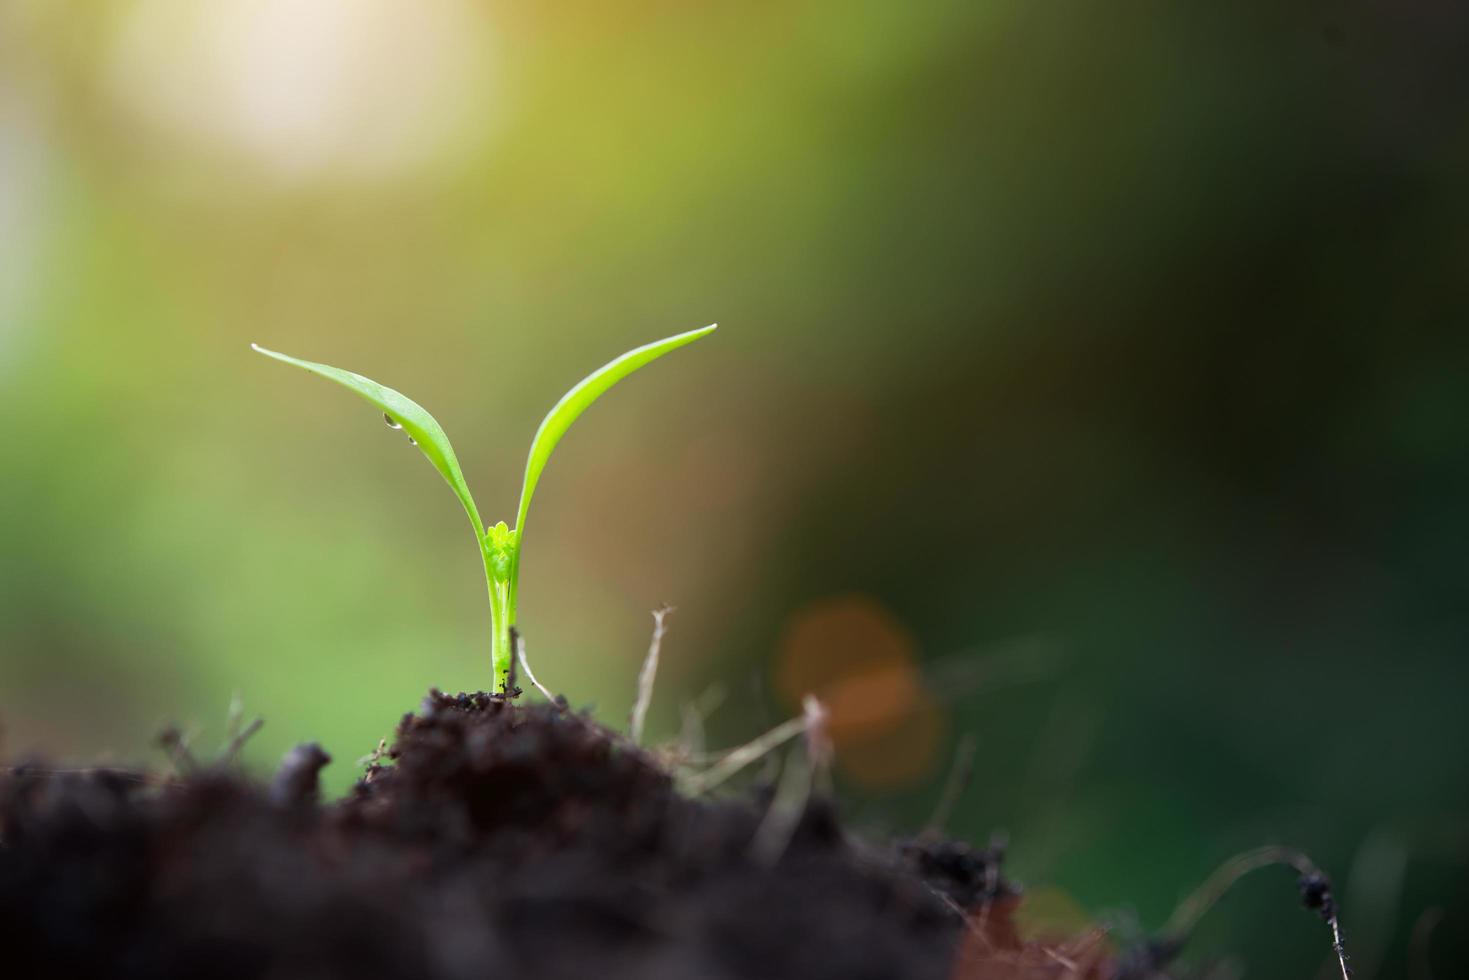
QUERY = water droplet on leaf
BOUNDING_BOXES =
[383,413,402,430]
[407,436,417,446]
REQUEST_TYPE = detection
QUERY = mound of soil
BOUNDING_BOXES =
[0,691,1113,980]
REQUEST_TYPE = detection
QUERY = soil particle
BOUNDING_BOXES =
[269,742,331,808]
[899,837,1015,911]
[0,690,1099,980]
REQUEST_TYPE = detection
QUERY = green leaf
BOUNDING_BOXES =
[514,324,717,539]
[251,344,487,540]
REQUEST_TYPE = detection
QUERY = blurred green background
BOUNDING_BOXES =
[2,1,1466,976]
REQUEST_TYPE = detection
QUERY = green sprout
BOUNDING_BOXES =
[252,324,716,694]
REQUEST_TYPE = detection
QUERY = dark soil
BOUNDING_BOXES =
[0,691,1117,980]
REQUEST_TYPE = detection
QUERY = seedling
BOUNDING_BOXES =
[252,324,716,693]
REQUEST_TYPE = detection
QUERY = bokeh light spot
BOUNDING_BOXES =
[776,594,943,788]
[106,0,496,183]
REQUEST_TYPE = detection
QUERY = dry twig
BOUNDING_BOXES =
[681,714,808,795]
[513,628,556,702]
[924,732,978,837]
[629,606,673,744]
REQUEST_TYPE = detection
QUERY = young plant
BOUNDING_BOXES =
[252,324,716,694]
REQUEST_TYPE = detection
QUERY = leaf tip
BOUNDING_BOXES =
[676,323,718,346]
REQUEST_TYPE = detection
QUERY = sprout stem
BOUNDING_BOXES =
[488,578,513,693]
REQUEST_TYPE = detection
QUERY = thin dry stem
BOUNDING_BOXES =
[924,732,978,836]
[678,705,705,760]
[355,738,389,770]
[802,695,833,797]
[748,745,812,866]
[691,682,729,717]
[938,892,993,950]
[1164,845,1350,980]
[225,691,244,740]
[924,636,1063,703]
[971,832,1007,939]
[1165,846,1314,939]
[629,606,673,744]
[1329,913,1351,980]
[218,717,264,766]
[1040,946,1079,973]
[158,726,198,775]
[674,683,729,763]
[681,714,807,795]
[514,629,556,702]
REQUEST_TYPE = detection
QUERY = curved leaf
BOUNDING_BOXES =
[514,324,717,539]
[251,344,486,540]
